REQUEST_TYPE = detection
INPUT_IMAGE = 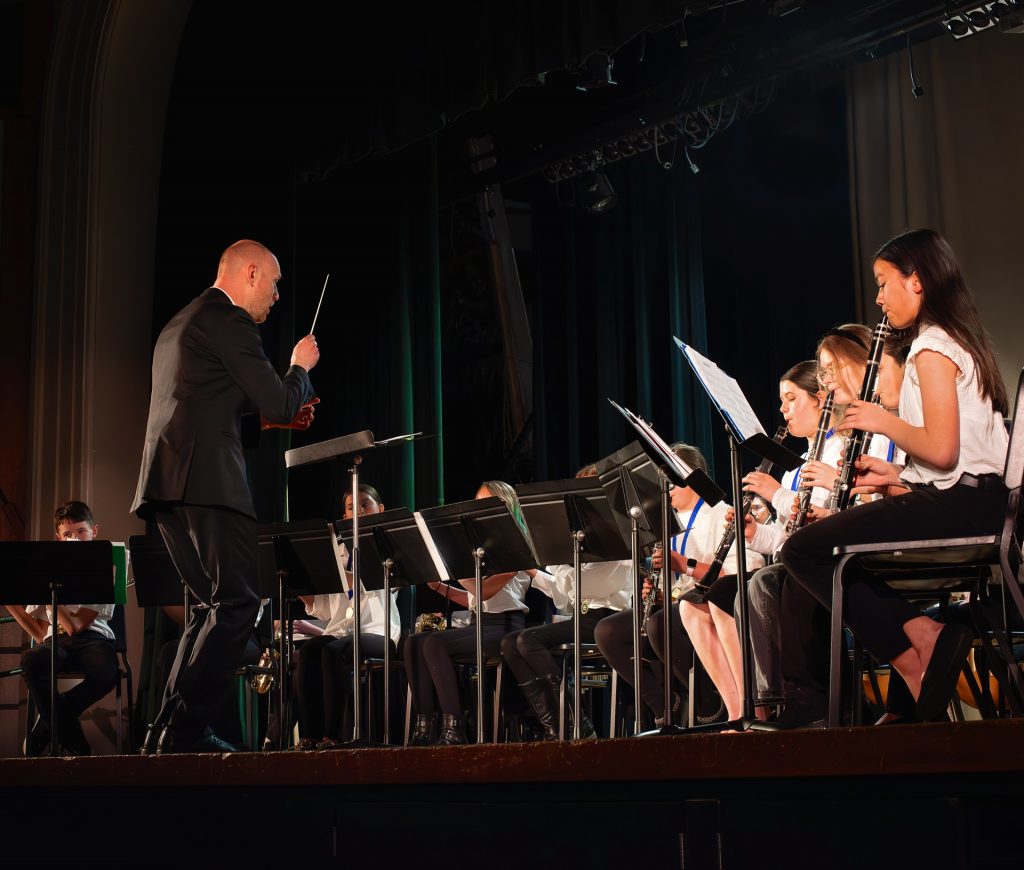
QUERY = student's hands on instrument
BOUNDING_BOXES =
[848,455,909,497]
[789,497,831,526]
[724,508,757,541]
[741,471,781,502]
[798,460,839,491]
[836,400,893,437]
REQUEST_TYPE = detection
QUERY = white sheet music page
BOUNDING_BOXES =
[673,338,766,442]
[624,406,696,481]
[413,511,451,582]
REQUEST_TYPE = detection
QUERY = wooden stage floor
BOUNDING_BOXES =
[2,719,1022,868]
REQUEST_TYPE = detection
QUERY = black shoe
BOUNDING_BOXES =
[25,718,51,758]
[410,713,437,746]
[916,624,973,721]
[155,725,240,755]
[436,714,467,745]
[559,670,596,740]
[519,677,559,741]
[139,722,163,756]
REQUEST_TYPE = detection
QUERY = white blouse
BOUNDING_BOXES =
[536,561,632,613]
[899,325,1008,489]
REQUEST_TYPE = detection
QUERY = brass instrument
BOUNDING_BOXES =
[828,316,891,513]
[415,612,447,633]
[250,647,278,695]
[786,390,836,533]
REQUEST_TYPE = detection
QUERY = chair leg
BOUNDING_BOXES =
[558,658,567,741]
[124,666,134,753]
[404,684,413,746]
[829,555,853,728]
[115,677,123,755]
[492,661,503,744]
[610,670,619,738]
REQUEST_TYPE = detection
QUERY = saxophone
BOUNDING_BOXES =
[786,391,836,533]
[828,316,891,513]
[680,424,789,605]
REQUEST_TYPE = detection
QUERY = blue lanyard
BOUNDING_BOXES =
[886,439,895,462]
[671,498,704,579]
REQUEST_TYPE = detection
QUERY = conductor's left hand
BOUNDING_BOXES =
[263,397,319,431]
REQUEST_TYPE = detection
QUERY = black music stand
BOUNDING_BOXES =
[284,429,421,743]
[0,541,114,756]
[516,478,631,739]
[674,339,802,730]
[255,519,341,749]
[417,497,538,744]
[334,508,445,745]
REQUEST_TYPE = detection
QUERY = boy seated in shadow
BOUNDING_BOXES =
[3,501,118,755]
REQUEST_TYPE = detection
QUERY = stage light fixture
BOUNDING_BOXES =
[944,3,1008,38]
[580,171,617,213]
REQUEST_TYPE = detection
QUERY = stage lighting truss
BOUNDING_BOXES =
[944,1,1024,39]
[542,77,775,184]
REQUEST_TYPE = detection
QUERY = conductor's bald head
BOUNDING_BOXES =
[215,239,281,323]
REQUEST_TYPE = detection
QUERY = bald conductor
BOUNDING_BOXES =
[133,240,319,754]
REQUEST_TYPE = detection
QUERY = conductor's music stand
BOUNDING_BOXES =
[284,429,421,742]
[0,541,114,756]
[674,339,802,730]
[417,497,538,744]
[334,507,445,745]
[516,478,631,738]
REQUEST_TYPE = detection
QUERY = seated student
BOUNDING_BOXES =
[595,443,759,728]
[405,481,537,746]
[3,501,117,755]
[651,451,766,724]
[292,484,401,750]
[501,463,632,741]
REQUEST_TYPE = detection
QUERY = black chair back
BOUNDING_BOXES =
[108,604,128,655]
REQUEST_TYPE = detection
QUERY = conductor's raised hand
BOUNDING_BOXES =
[291,334,320,371]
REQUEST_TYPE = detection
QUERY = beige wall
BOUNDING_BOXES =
[848,28,1024,395]
[0,0,192,756]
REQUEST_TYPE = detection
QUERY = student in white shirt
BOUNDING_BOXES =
[292,484,401,750]
[783,229,1010,723]
[737,360,843,711]
[405,481,534,746]
[500,463,631,741]
[3,501,117,756]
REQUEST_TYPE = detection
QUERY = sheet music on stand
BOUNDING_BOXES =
[673,338,800,472]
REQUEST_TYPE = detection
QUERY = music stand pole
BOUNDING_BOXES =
[49,582,60,756]
[473,545,486,745]
[350,457,363,742]
[728,429,756,722]
[382,557,394,745]
[629,506,644,736]
[571,529,585,740]
[658,473,684,733]
[276,572,288,750]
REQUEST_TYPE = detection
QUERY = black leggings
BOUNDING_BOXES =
[781,481,1006,663]
[404,613,525,715]
[295,632,390,740]
[594,608,694,714]
[500,609,615,685]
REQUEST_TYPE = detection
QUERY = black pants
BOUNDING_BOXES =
[781,481,1006,664]
[404,613,525,715]
[153,504,261,739]
[500,609,615,685]
[295,632,390,740]
[594,608,693,715]
[21,630,117,727]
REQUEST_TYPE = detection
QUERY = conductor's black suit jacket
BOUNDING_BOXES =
[132,288,314,519]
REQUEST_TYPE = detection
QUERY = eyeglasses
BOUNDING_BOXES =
[816,362,844,383]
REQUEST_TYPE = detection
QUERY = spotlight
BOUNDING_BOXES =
[944,3,1001,38]
[580,171,617,213]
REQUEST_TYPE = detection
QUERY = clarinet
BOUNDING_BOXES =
[828,315,891,513]
[681,424,789,605]
[786,391,836,533]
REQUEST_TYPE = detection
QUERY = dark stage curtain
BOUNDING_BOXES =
[528,157,717,482]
